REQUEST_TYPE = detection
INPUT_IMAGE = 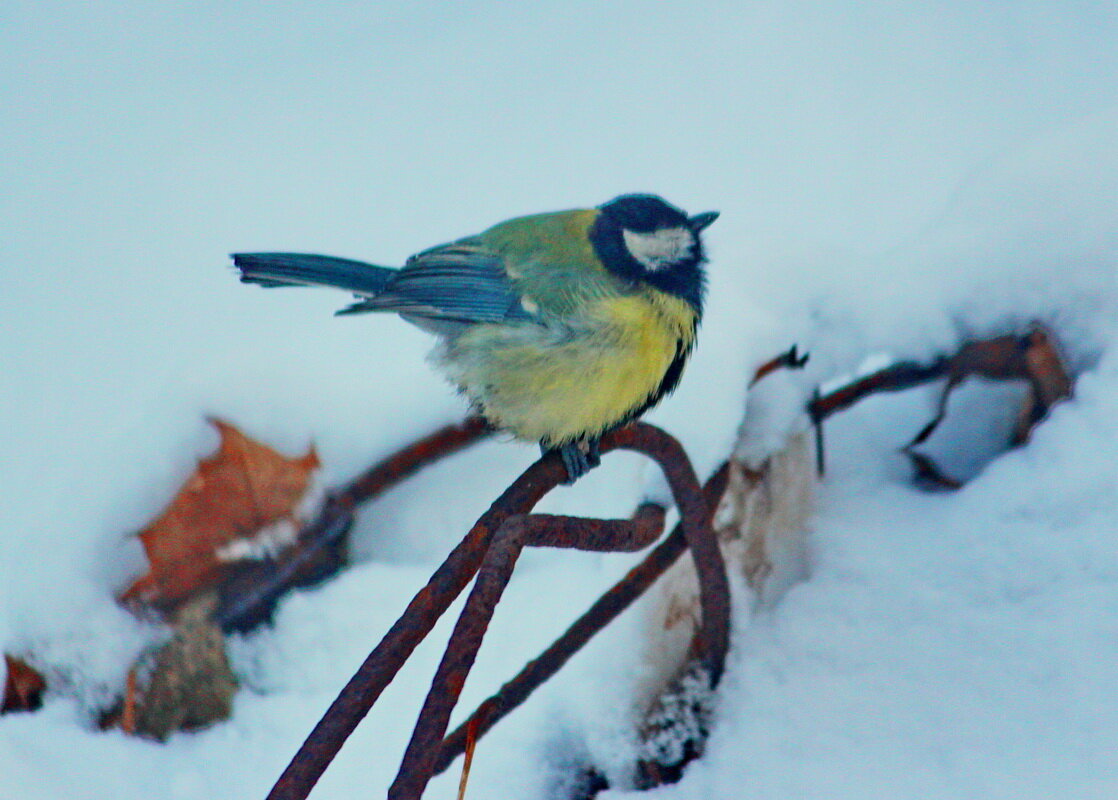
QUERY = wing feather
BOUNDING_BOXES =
[337,240,537,323]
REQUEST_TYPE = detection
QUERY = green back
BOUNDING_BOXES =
[478,208,625,316]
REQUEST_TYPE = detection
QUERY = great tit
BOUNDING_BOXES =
[233,194,718,482]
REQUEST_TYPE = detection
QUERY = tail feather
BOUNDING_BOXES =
[232,252,395,297]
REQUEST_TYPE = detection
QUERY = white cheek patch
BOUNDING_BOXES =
[622,226,695,270]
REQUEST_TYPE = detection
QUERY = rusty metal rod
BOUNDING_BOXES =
[265,452,562,800]
[217,417,491,632]
[267,423,729,800]
[388,505,671,799]
[521,505,667,551]
[808,360,948,421]
[338,416,491,508]
[750,344,809,386]
[388,424,728,800]
[387,517,531,800]
[433,463,730,776]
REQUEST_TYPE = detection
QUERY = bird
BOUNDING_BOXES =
[233,194,718,483]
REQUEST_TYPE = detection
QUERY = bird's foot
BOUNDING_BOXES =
[585,437,601,467]
[546,438,603,485]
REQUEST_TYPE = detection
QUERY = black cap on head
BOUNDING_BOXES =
[598,194,692,233]
[590,194,713,313]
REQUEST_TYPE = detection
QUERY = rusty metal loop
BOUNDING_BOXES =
[266,422,729,800]
[433,463,730,777]
[266,456,561,800]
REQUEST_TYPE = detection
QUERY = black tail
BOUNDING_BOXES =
[232,252,395,297]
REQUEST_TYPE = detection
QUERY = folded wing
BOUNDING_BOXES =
[337,239,537,324]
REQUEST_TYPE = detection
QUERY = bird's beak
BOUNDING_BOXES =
[689,211,720,232]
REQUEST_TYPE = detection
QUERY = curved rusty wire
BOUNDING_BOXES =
[432,463,730,777]
[217,417,492,631]
[266,422,729,800]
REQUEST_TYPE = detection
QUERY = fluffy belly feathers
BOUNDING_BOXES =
[437,291,696,445]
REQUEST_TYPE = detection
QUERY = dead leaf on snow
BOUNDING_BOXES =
[2,654,46,714]
[121,418,320,610]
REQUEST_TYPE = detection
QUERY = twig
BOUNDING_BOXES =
[456,717,481,800]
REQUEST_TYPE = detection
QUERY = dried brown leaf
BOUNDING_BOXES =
[945,333,1032,382]
[121,418,319,608]
[1014,328,1073,443]
[2,654,46,714]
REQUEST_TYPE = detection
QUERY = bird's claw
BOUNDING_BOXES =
[548,438,603,484]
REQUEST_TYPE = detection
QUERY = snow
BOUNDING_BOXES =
[2,2,1117,799]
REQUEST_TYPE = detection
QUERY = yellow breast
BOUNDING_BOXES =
[441,289,697,446]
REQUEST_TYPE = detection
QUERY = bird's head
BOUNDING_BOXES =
[590,194,718,312]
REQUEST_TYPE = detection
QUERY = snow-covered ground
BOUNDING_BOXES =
[2,3,1116,798]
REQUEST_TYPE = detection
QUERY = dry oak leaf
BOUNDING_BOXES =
[2,654,46,713]
[121,418,320,609]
